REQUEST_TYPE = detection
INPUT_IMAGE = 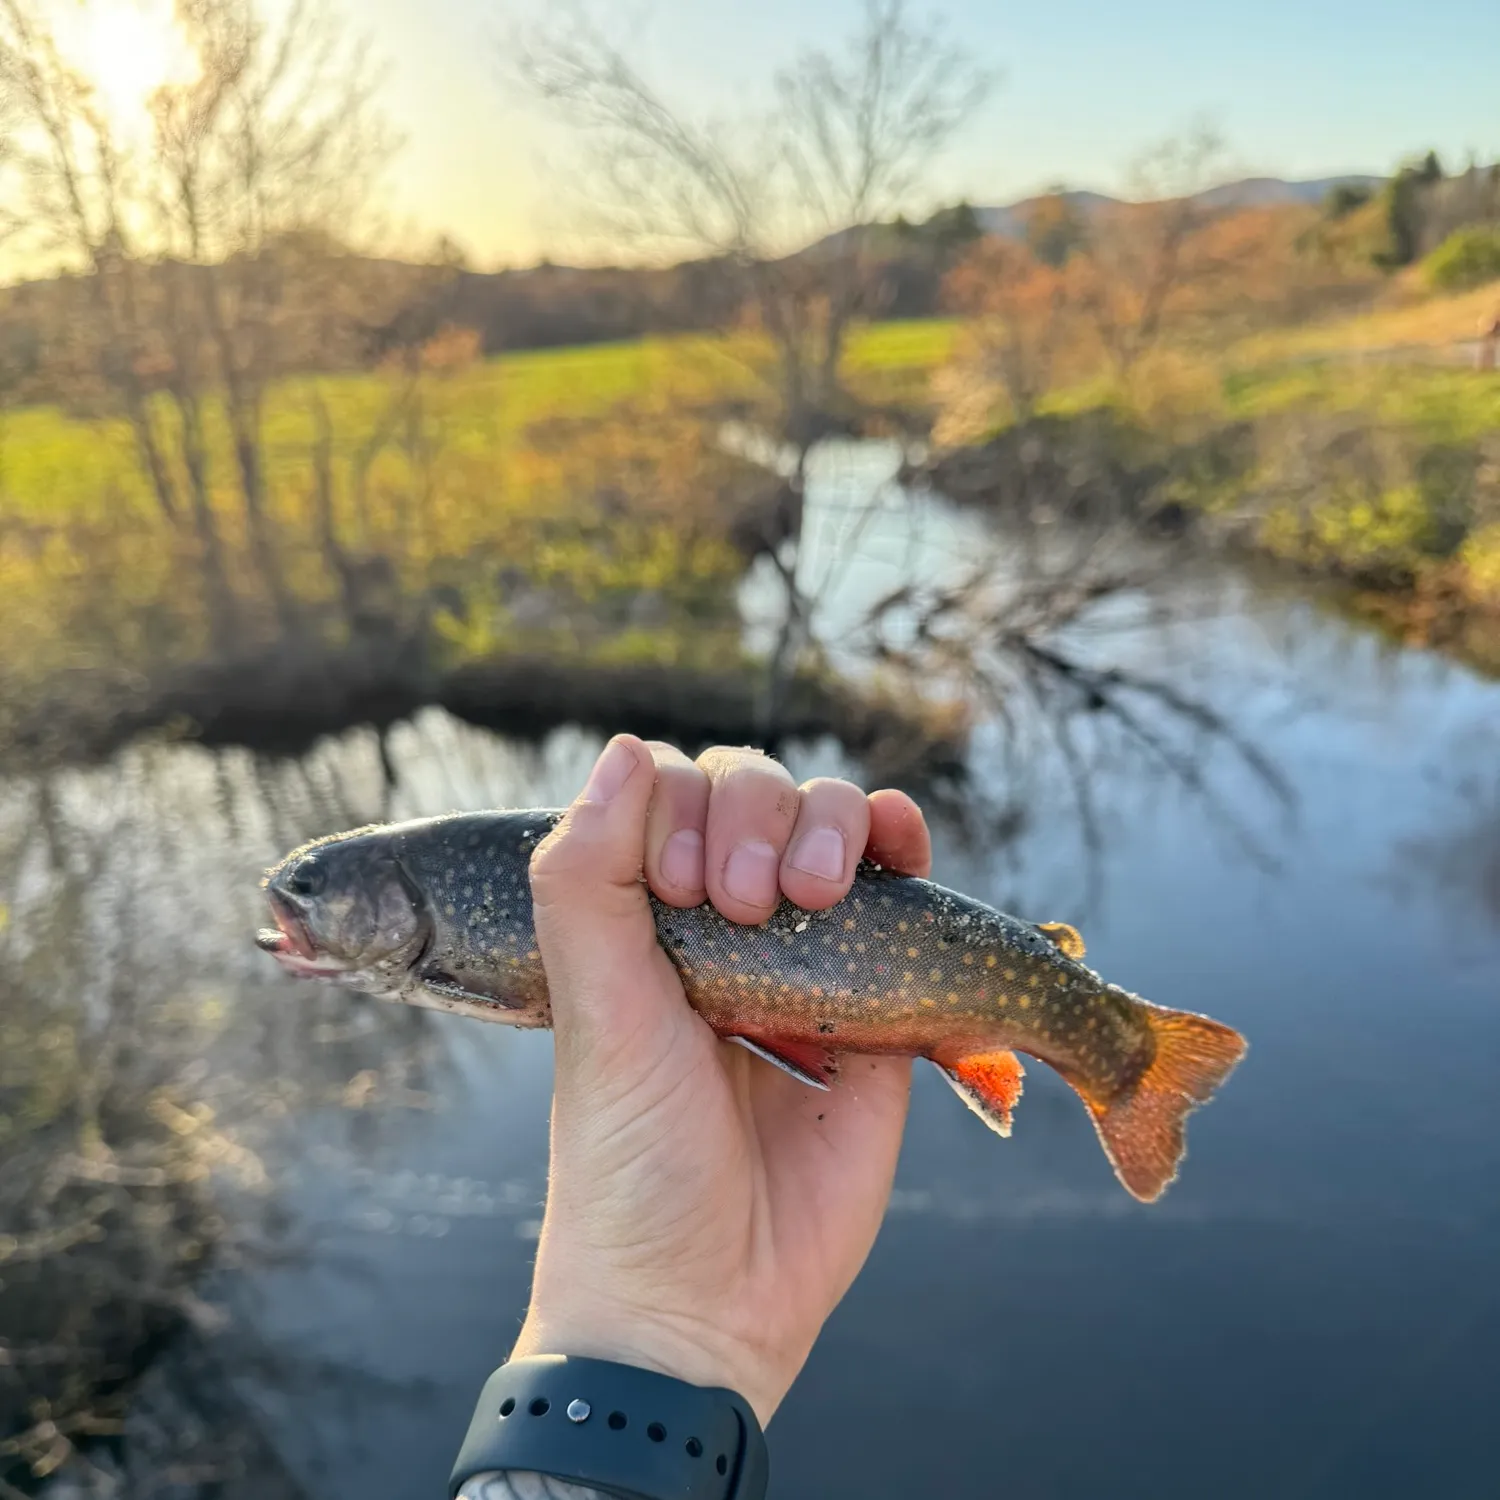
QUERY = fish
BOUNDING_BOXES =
[256,809,1246,1202]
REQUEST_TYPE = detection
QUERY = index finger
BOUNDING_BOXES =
[864,789,931,879]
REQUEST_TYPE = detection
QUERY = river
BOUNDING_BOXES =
[3,443,1497,1499]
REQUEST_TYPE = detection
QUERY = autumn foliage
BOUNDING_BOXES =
[935,192,1380,442]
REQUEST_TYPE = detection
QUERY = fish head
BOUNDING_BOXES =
[258,830,428,992]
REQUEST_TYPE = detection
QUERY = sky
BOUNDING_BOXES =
[350,0,1500,266]
[22,0,1500,269]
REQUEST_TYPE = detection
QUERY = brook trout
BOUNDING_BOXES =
[257,810,1246,1201]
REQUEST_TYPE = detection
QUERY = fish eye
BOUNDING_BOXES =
[283,859,326,898]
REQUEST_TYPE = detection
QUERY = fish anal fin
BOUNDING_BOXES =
[1036,921,1086,960]
[1071,1005,1247,1203]
[936,1049,1026,1138]
[728,1035,838,1091]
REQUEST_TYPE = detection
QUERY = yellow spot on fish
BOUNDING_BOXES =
[729,952,739,963]
[996,993,1009,1006]
[929,968,942,983]
[844,918,856,932]
[1018,994,1031,1009]
[907,946,919,958]
[1005,969,1017,982]
[812,986,824,998]
[963,953,975,966]
[839,942,849,954]
[947,992,959,1005]
[985,955,997,969]
[889,944,900,957]
[855,942,866,953]
[919,997,937,1009]
[898,921,909,933]
[1028,974,1040,987]
[903,972,915,984]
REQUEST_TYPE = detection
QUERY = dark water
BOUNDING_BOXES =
[4,448,1498,1498]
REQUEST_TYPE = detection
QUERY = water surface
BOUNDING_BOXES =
[5,450,1497,1498]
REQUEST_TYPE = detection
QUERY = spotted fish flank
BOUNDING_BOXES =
[257,810,1247,1202]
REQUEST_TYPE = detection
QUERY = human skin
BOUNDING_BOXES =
[455,736,933,1498]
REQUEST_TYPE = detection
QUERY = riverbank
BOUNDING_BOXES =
[909,355,1500,674]
[1,633,968,782]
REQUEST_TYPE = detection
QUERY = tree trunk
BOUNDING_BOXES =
[167,388,238,653]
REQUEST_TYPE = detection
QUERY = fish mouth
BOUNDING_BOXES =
[256,890,351,979]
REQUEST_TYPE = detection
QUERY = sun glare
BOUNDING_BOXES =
[53,0,199,133]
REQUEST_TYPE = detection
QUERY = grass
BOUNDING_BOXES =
[1222,359,1500,442]
[1234,278,1500,365]
[1,319,958,521]
[844,317,958,372]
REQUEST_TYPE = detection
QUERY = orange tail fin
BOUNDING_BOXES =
[1082,1005,1247,1203]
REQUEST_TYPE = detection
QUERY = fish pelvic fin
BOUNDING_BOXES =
[1080,1004,1247,1203]
[935,1050,1026,1138]
[727,1035,838,1090]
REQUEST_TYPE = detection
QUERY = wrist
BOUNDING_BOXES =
[511,1306,790,1428]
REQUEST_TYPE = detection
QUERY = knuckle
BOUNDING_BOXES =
[527,814,598,889]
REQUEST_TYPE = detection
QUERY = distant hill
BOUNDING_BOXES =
[974,176,1386,238]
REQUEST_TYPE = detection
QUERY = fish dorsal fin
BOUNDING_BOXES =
[935,1050,1026,1137]
[727,1035,837,1091]
[1036,921,1086,960]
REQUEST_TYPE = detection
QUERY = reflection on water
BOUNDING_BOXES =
[3,487,1499,1497]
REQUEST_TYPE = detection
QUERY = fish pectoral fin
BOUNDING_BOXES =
[935,1049,1026,1138]
[418,966,520,1009]
[727,1035,838,1091]
[1036,921,1086,960]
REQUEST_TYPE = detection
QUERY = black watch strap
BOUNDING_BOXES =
[449,1355,770,1500]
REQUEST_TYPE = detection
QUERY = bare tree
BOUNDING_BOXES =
[0,0,395,643]
[512,0,993,732]
[1072,125,1244,377]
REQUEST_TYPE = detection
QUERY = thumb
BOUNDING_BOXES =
[528,734,677,1066]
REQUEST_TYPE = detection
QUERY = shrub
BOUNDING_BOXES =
[1459,523,1500,603]
[1424,226,1500,291]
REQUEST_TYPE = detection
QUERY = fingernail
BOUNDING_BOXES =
[789,826,846,881]
[660,828,704,890]
[581,737,637,804]
[723,839,780,907]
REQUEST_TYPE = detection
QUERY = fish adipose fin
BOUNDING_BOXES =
[1036,922,1086,960]
[936,1050,1026,1138]
[1076,1005,1248,1203]
[727,1035,838,1091]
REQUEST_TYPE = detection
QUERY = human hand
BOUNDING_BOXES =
[510,736,933,1425]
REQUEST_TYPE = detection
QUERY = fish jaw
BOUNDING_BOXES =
[256,889,361,980]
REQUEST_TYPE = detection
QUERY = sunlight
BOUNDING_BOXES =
[52,0,199,133]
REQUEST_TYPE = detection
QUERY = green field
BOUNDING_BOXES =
[0,318,959,522]
[0,318,961,711]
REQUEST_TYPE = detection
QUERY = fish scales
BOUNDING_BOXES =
[258,809,1246,1202]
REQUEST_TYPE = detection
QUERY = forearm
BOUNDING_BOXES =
[457,1473,610,1500]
